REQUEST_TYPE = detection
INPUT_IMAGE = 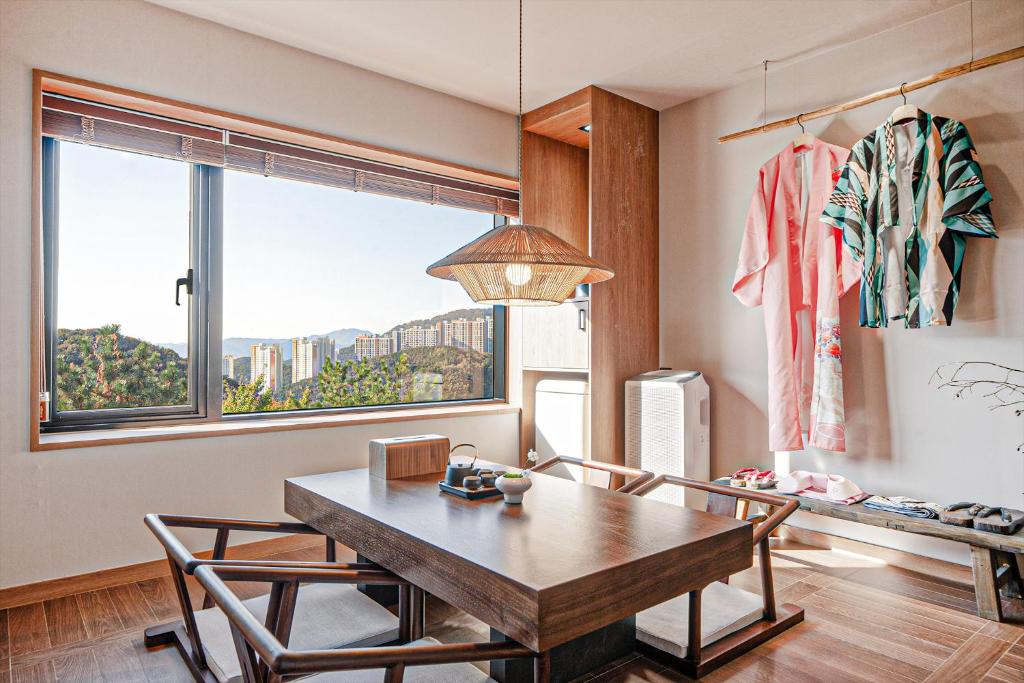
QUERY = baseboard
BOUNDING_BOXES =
[780,525,974,586]
[0,533,323,610]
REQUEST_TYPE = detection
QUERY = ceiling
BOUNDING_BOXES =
[146,0,959,113]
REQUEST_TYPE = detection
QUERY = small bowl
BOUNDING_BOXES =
[480,473,498,487]
[492,470,507,478]
[462,476,483,491]
[495,472,532,504]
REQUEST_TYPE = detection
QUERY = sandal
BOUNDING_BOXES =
[939,502,983,527]
[748,470,777,489]
[730,467,758,487]
[973,507,1024,535]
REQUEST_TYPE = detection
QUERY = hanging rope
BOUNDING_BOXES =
[969,0,975,70]
[762,59,768,131]
[517,0,523,186]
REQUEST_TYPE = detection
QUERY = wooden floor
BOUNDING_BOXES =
[1,540,1021,683]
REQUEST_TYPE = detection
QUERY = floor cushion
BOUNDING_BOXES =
[299,637,495,683]
[194,582,400,683]
[636,581,764,659]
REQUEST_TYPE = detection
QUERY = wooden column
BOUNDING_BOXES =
[518,86,658,469]
[588,88,659,467]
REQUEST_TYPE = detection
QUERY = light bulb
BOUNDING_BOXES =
[505,263,533,286]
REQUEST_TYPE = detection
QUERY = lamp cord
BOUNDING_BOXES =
[517,0,523,185]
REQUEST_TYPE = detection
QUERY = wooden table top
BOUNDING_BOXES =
[285,465,753,651]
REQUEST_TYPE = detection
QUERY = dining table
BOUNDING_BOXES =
[284,462,753,682]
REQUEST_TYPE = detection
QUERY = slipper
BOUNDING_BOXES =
[939,502,983,527]
[973,507,1024,535]
[749,470,776,489]
[730,467,758,487]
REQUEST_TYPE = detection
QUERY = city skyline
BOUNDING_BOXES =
[233,313,494,371]
[353,315,493,360]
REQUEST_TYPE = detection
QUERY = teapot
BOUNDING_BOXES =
[444,443,479,487]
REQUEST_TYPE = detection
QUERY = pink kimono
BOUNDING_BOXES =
[732,140,860,452]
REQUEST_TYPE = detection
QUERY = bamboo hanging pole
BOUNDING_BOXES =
[718,45,1024,144]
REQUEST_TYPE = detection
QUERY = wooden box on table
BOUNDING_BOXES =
[369,435,450,480]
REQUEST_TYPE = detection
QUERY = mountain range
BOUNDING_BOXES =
[161,328,370,360]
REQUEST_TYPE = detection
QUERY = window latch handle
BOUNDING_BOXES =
[175,268,194,306]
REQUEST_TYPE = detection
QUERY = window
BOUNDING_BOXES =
[39,87,512,432]
[220,172,501,415]
[43,140,209,425]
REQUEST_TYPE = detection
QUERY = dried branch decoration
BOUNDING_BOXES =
[931,361,1024,451]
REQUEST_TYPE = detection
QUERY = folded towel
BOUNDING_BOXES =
[864,496,942,519]
[777,471,868,505]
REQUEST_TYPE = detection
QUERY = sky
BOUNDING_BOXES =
[56,142,491,343]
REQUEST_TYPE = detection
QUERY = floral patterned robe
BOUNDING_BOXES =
[733,140,860,452]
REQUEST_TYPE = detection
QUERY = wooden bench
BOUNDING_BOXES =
[716,480,1024,623]
[780,494,1024,621]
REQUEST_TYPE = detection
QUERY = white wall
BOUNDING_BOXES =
[0,0,519,589]
[660,0,1024,564]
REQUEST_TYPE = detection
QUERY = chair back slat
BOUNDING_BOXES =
[230,622,264,683]
[165,553,208,670]
[706,491,739,518]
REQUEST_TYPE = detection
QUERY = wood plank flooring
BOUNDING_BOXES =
[1,540,1021,682]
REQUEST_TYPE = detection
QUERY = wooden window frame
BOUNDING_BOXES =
[30,70,518,450]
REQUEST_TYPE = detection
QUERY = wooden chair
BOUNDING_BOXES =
[629,476,804,678]
[530,455,653,493]
[193,563,542,683]
[144,514,404,683]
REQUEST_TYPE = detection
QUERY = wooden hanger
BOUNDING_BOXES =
[791,114,815,151]
[890,82,919,124]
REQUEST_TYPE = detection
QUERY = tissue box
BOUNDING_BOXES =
[369,435,450,480]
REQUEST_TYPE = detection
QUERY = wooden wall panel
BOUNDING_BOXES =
[520,131,589,251]
[518,130,589,464]
[588,88,659,466]
[521,86,592,149]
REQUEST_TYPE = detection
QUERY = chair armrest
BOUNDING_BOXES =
[276,641,535,677]
[149,513,320,534]
[207,565,408,586]
[145,513,352,574]
[630,475,799,543]
[616,470,655,494]
[532,455,653,493]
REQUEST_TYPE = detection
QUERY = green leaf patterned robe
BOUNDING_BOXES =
[822,110,996,328]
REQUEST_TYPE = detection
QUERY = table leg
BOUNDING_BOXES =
[971,545,1003,621]
[356,553,400,607]
[997,551,1023,600]
[489,616,635,683]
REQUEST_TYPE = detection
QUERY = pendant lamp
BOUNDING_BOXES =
[426,0,614,306]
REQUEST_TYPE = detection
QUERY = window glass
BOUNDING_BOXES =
[53,142,193,413]
[221,170,497,414]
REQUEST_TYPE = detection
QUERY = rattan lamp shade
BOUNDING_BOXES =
[426,223,614,306]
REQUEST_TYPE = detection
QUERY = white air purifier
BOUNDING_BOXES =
[625,370,710,508]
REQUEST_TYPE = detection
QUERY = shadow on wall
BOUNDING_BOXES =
[819,117,895,464]
[938,87,1023,328]
[837,292,893,464]
[708,375,771,475]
